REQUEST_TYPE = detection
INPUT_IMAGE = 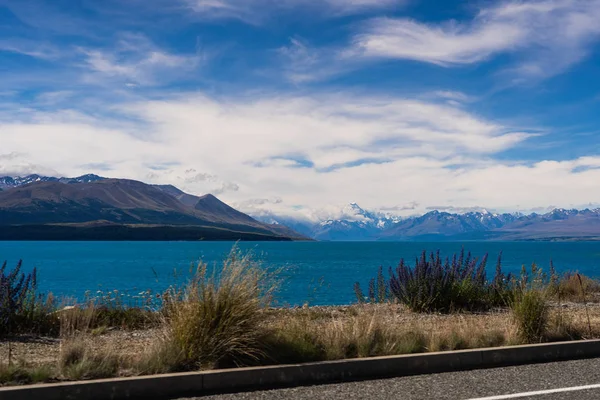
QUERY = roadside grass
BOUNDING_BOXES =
[1,306,599,387]
[0,362,54,386]
[556,272,600,302]
[59,339,120,381]
[262,307,512,363]
[3,247,600,387]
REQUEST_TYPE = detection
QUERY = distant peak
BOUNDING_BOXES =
[75,174,104,180]
[196,193,227,206]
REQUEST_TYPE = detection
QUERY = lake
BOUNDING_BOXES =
[2,241,600,306]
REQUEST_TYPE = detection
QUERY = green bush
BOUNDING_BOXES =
[511,289,548,343]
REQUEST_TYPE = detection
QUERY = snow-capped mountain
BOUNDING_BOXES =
[0,174,105,190]
[254,205,600,241]
[0,174,59,189]
[253,202,403,241]
[378,210,520,240]
[311,203,401,240]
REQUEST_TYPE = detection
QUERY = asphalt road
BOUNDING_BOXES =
[181,358,600,400]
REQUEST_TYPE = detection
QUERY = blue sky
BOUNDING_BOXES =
[2,0,600,219]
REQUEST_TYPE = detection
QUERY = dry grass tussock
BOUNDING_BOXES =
[137,246,279,371]
[556,273,600,302]
[58,338,121,381]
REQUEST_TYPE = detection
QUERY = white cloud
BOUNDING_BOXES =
[277,37,363,83]
[277,38,322,84]
[350,0,600,79]
[0,89,573,217]
[0,153,60,177]
[2,90,600,217]
[80,33,202,86]
[429,91,476,103]
[352,17,525,65]
[185,0,407,23]
[0,39,63,60]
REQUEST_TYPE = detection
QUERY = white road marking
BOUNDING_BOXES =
[467,383,600,400]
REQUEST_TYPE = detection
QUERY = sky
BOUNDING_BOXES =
[2,0,600,220]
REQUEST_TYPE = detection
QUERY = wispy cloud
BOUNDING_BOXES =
[79,33,202,86]
[276,38,353,83]
[428,91,476,103]
[349,0,600,80]
[184,0,407,24]
[0,39,63,60]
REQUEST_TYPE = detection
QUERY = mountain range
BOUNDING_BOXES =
[254,204,600,242]
[0,174,105,189]
[2,174,600,241]
[0,174,306,241]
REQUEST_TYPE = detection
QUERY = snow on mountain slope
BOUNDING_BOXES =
[0,174,105,190]
[254,205,600,241]
[253,202,403,241]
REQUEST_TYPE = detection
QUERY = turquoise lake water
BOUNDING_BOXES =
[2,241,600,306]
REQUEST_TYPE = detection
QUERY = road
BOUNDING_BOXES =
[181,358,600,400]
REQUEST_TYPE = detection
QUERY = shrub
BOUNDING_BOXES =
[511,289,548,343]
[0,260,57,336]
[356,250,511,313]
[161,246,276,369]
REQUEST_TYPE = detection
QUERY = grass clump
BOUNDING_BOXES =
[59,339,120,381]
[143,246,277,371]
[556,272,600,302]
[427,329,508,352]
[134,336,185,375]
[511,289,548,343]
[0,363,54,386]
[509,264,552,343]
[314,312,426,360]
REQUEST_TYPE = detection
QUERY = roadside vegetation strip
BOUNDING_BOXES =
[3,247,600,388]
[3,340,600,400]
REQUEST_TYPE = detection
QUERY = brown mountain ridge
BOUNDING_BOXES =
[0,179,306,241]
